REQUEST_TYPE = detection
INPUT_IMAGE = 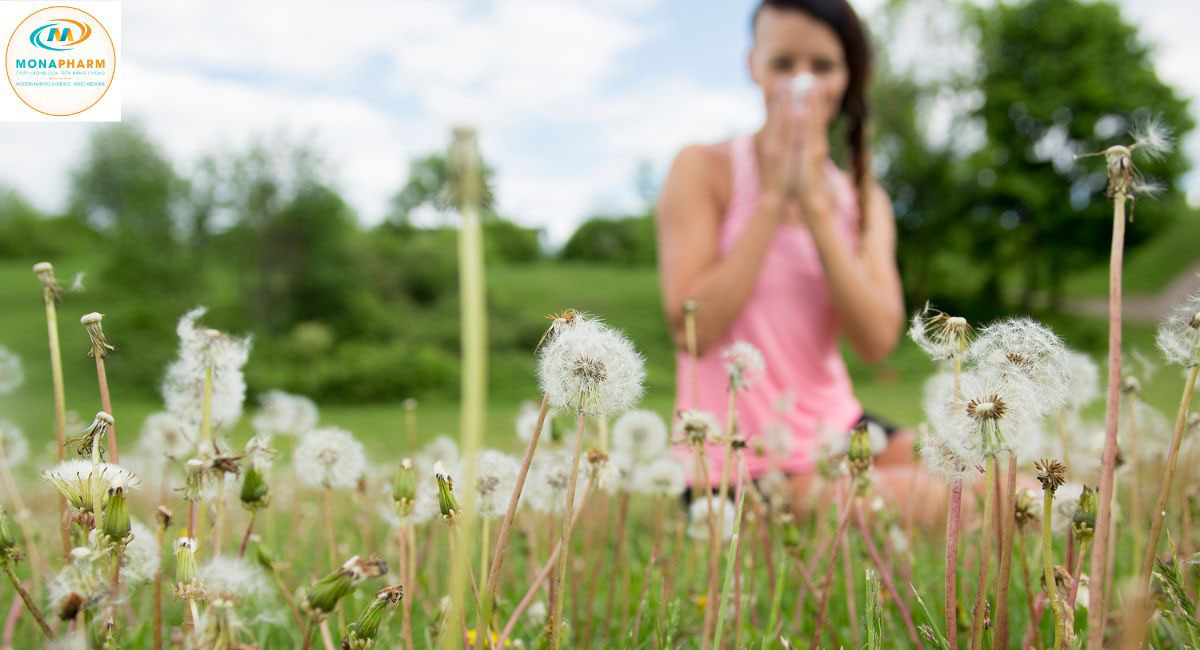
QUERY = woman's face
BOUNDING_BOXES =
[749,7,848,130]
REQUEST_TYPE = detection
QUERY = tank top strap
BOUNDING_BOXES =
[719,135,761,247]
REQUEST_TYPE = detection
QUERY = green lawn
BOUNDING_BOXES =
[0,254,1188,471]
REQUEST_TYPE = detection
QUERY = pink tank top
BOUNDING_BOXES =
[673,134,864,483]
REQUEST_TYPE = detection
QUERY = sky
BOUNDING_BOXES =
[1,0,1197,246]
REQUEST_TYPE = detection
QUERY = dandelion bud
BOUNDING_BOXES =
[1072,485,1097,544]
[239,464,270,510]
[174,536,198,589]
[848,423,873,479]
[80,312,115,359]
[305,555,387,615]
[434,461,460,523]
[254,544,278,572]
[781,515,803,553]
[102,477,131,544]
[343,585,403,649]
[0,506,18,562]
[393,459,416,517]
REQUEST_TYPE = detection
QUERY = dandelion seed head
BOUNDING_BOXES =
[198,556,270,602]
[525,448,587,516]
[1157,288,1200,367]
[686,496,735,542]
[0,420,29,468]
[967,318,1070,414]
[0,346,23,395]
[908,303,970,361]
[722,341,766,391]
[473,450,519,519]
[537,317,645,416]
[162,307,251,440]
[42,460,141,510]
[675,409,722,446]
[292,427,366,490]
[118,519,160,584]
[49,548,110,620]
[632,457,686,497]
[515,400,555,443]
[612,409,668,463]
[1063,350,1101,410]
[1131,116,1174,161]
[252,390,318,438]
[136,412,194,463]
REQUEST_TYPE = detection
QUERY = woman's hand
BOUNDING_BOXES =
[788,92,836,227]
[759,79,800,212]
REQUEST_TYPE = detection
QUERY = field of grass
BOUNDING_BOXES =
[1,252,1197,649]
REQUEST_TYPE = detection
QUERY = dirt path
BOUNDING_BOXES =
[1062,259,1200,324]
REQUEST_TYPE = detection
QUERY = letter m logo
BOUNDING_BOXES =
[46,27,73,43]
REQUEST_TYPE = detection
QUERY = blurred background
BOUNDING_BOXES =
[0,0,1197,443]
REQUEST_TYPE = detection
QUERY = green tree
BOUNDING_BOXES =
[966,0,1192,309]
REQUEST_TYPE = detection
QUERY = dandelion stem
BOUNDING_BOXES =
[970,455,996,650]
[322,487,337,571]
[300,617,315,650]
[706,387,738,649]
[1069,539,1090,610]
[809,486,854,650]
[93,354,119,462]
[945,479,963,650]
[994,451,1019,649]
[0,439,43,599]
[548,410,587,650]
[1,564,53,639]
[477,395,550,650]
[694,442,719,650]
[1017,528,1044,650]
[153,516,166,650]
[1089,191,1126,650]
[685,301,699,408]
[237,510,256,558]
[713,454,747,649]
[854,495,921,646]
[1042,486,1065,650]
[404,525,417,650]
[37,267,71,556]
[1140,363,1199,589]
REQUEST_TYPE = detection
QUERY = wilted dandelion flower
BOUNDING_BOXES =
[908,303,970,362]
[967,318,1070,414]
[633,457,686,497]
[136,412,194,462]
[675,409,722,446]
[525,449,588,516]
[723,341,765,391]
[687,496,735,542]
[161,307,252,439]
[49,547,110,621]
[515,400,555,443]
[474,450,520,519]
[537,315,645,416]
[0,419,29,467]
[42,460,140,512]
[1156,289,1200,367]
[0,346,22,395]
[612,409,669,463]
[293,427,366,490]
[198,556,270,603]
[378,479,438,529]
[433,461,461,523]
[252,390,318,438]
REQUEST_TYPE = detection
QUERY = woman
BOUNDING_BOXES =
[657,0,943,520]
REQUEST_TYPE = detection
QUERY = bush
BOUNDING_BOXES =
[560,215,655,265]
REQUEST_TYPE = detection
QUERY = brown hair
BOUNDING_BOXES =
[753,0,873,220]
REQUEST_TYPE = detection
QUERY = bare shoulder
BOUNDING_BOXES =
[661,139,733,213]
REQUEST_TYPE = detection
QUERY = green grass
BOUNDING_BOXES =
[1064,214,1200,297]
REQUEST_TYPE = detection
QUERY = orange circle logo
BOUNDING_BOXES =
[5,5,116,116]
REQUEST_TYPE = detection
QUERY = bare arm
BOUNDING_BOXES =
[808,182,905,362]
[656,145,784,355]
